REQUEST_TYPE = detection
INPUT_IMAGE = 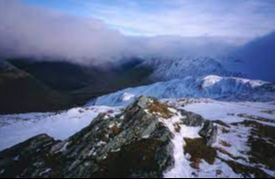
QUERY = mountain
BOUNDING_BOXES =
[8,59,102,91]
[70,57,153,104]
[91,75,275,106]
[0,60,71,114]
[138,56,237,81]
[0,97,274,177]
[0,58,153,113]
[227,32,275,82]
[0,97,218,177]
[133,31,275,83]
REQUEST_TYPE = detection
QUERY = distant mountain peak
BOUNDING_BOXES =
[91,75,275,106]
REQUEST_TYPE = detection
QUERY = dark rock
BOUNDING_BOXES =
[199,120,218,146]
[0,134,61,178]
[180,110,205,126]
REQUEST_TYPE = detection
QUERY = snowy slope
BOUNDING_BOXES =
[0,106,120,151]
[182,99,275,124]
[1,97,274,177]
[139,56,238,80]
[90,75,275,106]
[166,101,275,177]
[180,99,275,177]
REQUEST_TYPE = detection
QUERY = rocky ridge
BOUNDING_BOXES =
[0,96,217,178]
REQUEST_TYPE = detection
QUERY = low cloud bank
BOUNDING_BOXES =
[0,1,237,64]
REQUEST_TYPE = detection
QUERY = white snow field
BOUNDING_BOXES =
[0,106,120,151]
[183,99,275,124]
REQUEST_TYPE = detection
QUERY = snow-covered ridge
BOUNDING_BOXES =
[139,56,239,80]
[89,75,275,106]
[202,75,269,88]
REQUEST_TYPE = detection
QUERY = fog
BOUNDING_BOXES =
[0,1,237,65]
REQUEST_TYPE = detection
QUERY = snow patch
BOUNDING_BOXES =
[202,75,223,88]
[121,92,136,101]
[183,100,275,123]
[159,112,200,178]
[0,106,120,151]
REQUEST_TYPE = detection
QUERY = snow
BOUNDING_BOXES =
[183,100,275,123]
[203,75,269,89]
[0,96,274,177]
[0,106,119,151]
[196,159,241,178]
[202,75,223,88]
[182,99,275,177]
[121,92,136,101]
[160,110,244,178]
[215,124,251,161]
[160,108,243,178]
[140,56,233,81]
[160,98,275,178]
[159,111,201,178]
[0,169,4,175]
[39,168,52,176]
[90,75,275,107]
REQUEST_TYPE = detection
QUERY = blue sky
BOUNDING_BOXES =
[23,0,275,40]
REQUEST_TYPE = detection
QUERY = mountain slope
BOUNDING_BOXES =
[138,56,238,81]
[0,58,154,113]
[8,58,154,107]
[0,97,218,178]
[0,61,70,114]
[8,59,100,91]
[0,97,274,177]
[91,75,275,106]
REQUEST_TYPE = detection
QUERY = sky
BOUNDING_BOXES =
[0,0,275,63]
[23,0,275,40]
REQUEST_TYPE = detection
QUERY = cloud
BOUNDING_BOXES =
[0,0,251,64]
[82,0,275,40]
[0,1,132,64]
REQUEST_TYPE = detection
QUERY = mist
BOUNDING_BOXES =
[0,1,238,65]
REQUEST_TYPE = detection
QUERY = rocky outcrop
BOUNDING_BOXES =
[199,120,218,146]
[0,96,217,178]
[180,109,218,146]
[180,110,205,126]
[0,134,60,177]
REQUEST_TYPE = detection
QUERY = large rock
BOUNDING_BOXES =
[180,109,205,126]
